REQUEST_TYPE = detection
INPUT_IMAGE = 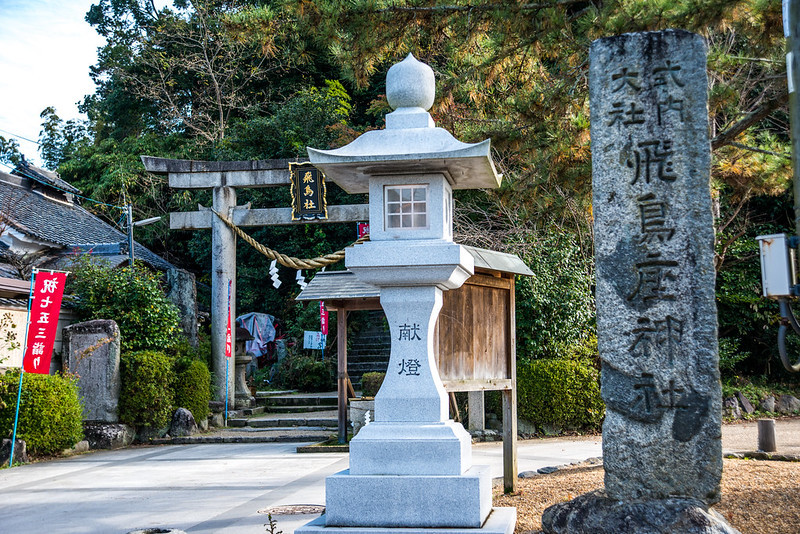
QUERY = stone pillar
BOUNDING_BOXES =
[63,320,121,422]
[468,391,485,431]
[166,268,198,347]
[542,29,736,534]
[211,185,236,407]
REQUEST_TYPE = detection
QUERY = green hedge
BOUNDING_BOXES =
[360,372,385,397]
[0,371,83,455]
[119,351,174,428]
[173,359,211,422]
[275,353,335,392]
[517,359,604,430]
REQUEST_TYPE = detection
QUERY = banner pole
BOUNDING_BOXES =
[9,269,37,467]
[224,279,231,427]
[224,359,229,427]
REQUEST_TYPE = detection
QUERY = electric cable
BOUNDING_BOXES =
[777,297,800,372]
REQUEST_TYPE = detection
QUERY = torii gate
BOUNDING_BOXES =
[141,156,368,408]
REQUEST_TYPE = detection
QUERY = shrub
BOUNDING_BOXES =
[514,232,595,361]
[360,372,385,397]
[517,359,604,430]
[68,258,182,352]
[119,350,174,428]
[0,371,83,455]
[173,358,211,422]
[274,351,335,392]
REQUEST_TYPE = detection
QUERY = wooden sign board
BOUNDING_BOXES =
[290,162,327,220]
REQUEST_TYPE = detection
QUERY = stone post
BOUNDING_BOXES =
[62,319,121,422]
[542,30,738,534]
[211,185,236,408]
[166,268,198,347]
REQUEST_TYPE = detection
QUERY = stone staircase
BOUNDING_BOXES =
[347,310,391,387]
[152,391,341,445]
[223,391,338,438]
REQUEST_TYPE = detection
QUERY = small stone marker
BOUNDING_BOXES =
[543,29,738,534]
[63,319,122,423]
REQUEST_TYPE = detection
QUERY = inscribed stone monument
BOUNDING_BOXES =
[542,29,738,534]
[63,319,121,423]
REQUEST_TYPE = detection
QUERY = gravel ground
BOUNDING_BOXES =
[494,458,800,534]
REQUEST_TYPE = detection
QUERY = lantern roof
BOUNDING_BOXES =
[307,54,501,194]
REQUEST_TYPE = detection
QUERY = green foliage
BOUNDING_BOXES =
[68,258,182,352]
[514,232,595,361]
[0,371,83,456]
[173,358,211,422]
[360,372,385,397]
[216,80,353,160]
[0,135,23,166]
[273,350,335,392]
[517,359,604,430]
[721,375,800,403]
[119,350,174,428]
[38,107,90,169]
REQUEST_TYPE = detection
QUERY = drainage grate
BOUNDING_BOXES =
[259,505,325,515]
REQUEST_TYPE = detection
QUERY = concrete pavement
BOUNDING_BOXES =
[0,436,601,534]
[1,418,798,534]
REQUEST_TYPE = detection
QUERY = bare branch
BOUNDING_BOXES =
[711,89,789,150]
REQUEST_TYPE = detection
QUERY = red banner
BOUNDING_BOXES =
[23,271,67,374]
[357,222,369,238]
[320,301,329,336]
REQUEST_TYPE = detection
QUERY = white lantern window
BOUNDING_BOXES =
[385,185,428,229]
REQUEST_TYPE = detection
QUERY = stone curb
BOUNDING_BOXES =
[296,444,350,453]
[724,451,800,462]
[149,434,333,445]
[518,457,603,478]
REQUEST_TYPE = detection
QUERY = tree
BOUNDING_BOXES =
[0,136,23,167]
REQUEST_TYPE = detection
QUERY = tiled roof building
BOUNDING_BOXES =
[0,160,172,277]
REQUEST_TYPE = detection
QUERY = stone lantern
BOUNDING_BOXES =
[299,54,515,534]
[234,326,254,408]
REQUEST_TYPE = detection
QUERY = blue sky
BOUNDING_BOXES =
[0,0,104,166]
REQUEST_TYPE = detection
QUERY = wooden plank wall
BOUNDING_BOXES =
[435,272,513,381]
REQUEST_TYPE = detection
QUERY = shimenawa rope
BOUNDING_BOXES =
[211,208,368,270]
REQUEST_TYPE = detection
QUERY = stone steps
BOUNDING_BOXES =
[228,417,338,428]
[234,392,339,434]
[264,396,338,407]
[347,311,391,387]
[266,405,337,414]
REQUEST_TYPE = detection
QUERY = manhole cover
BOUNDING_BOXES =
[259,505,325,516]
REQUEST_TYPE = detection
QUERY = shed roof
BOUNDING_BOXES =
[297,244,531,302]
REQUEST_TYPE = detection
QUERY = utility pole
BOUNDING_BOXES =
[127,203,134,266]
[786,0,800,236]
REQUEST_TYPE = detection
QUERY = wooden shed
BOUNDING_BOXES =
[297,244,532,492]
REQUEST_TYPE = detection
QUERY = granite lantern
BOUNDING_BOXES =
[297,54,516,534]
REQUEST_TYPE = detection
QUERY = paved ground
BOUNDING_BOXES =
[0,419,796,534]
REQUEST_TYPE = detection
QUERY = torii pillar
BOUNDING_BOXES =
[141,157,369,409]
[211,185,237,407]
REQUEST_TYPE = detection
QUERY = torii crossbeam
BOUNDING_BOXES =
[142,156,368,409]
